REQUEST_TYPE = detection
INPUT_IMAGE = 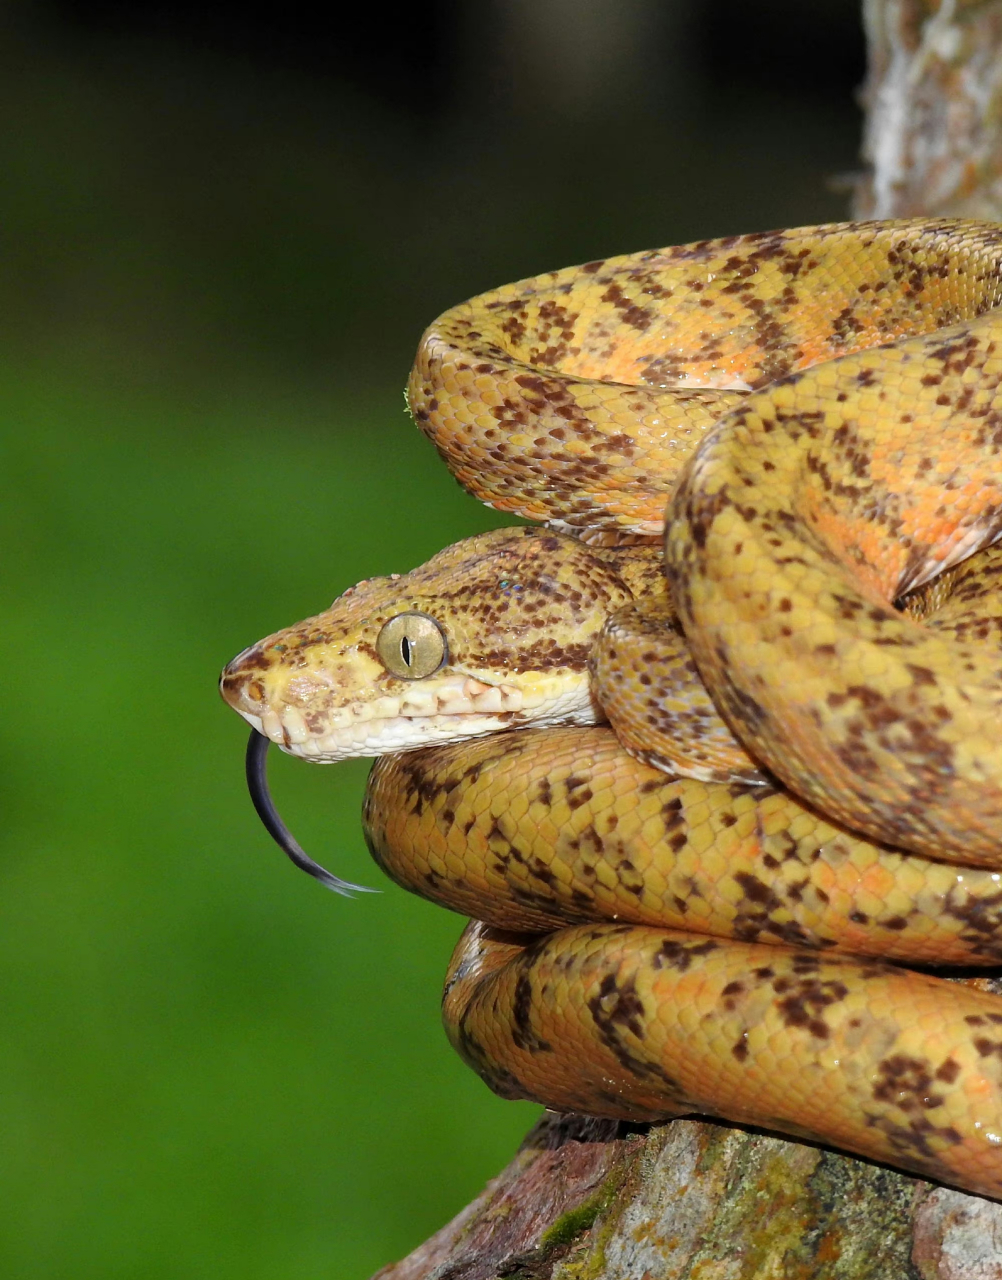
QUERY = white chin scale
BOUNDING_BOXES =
[234,674,602,762]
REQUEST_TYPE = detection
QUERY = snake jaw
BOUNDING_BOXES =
[225,665,602,762]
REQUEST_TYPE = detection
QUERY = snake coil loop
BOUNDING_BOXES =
[224,218,1002,1198]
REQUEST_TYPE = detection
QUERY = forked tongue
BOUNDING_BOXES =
[245,730,377,896]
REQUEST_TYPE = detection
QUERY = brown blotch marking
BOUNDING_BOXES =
[872,1054,947,1115]
[587,972,681,1090]
[773,970,849,1039]
[653,937,719,971]
[511,965,553,1055]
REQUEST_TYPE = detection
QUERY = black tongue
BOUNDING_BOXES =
[244,730,377,897]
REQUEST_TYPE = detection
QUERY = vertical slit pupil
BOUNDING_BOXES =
[401,635,412,667]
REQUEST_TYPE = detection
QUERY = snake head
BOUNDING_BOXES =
[219,526,634,761]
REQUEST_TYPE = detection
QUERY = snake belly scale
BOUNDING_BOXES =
[221,219,1002,1198]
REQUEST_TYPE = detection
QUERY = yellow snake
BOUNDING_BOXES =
[221,219,1002,1198]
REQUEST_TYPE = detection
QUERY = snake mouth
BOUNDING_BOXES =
[276,711,531,761]
[224,670,600,762]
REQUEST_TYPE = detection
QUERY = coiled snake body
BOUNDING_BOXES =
[222,219,1002,1198]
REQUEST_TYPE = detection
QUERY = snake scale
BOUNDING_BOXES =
[222,219,1002,1198]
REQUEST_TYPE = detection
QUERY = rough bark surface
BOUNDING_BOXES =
[374,1110,1002,1280]
[374,5,1002,1277]
[855,0,1002,219]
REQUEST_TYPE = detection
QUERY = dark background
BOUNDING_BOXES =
[0,2,865,1275]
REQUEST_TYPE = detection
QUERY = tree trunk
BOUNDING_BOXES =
[374,5,1002,1276]
[854,0,1002,220]
[374,1108,1002,1280]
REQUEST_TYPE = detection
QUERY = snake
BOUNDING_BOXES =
[221,218,1002,1198]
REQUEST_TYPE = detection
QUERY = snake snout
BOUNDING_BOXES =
[220,640,340,751]
[219,643,273,729]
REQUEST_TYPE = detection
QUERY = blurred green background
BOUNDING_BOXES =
[0,1,866,1275]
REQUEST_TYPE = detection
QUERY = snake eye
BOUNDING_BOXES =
[376,612,447,679]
